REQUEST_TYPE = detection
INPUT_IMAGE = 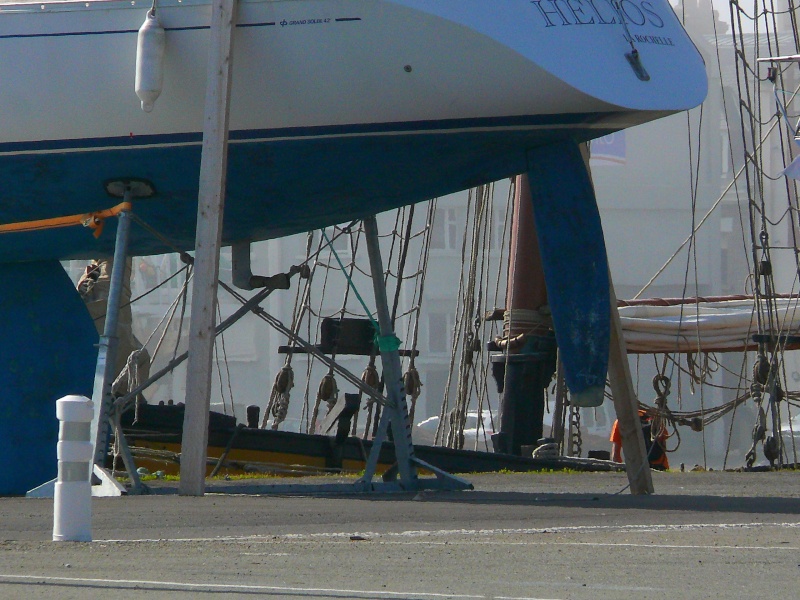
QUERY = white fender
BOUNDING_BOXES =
[135,10,166,113]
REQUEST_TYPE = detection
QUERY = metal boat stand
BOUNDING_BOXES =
[89,179,157,497]
[244,215,472,495]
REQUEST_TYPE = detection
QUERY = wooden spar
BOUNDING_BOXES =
[617,293,800,307]
[620,294,800,354]
[488,293,800,314]
[608,280,654,494]
[494,292,800,354]
[179,0,237,496]
[484,294,800,314]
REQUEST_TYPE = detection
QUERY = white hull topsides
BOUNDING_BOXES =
[0,0,707,148]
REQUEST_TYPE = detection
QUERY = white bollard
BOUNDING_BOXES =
[53,395,94,542]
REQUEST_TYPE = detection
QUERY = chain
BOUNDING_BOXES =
[570,405,582,457]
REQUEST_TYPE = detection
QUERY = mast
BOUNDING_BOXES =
[489,174,556,456]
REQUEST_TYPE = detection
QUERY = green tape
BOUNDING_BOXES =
[377,334,402,352]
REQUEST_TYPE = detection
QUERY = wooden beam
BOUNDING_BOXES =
[608,280,654,494]
[179,0,237,496]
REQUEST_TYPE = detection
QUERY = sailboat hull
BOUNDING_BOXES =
[3,117,636,261]
[0,0,706,260]
[0,0,707,493]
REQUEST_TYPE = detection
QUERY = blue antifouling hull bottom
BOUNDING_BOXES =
[0,261,98,495]
[527,141,610,407]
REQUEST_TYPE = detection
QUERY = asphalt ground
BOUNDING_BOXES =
[1,471,799,599]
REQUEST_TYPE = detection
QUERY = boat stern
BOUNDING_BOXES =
[391,0,708,117]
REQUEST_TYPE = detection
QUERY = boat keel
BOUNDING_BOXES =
[0,261,98,495]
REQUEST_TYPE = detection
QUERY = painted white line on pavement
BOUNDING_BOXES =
[0,574,560,600]
[273,539,798,552]
[97,520,800,544]
[528,541,800,551]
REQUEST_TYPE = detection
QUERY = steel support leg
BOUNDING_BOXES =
[358,215,419,488]
[357,216,471,492]
[89,195,142,493]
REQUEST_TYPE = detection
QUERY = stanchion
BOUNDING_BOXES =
[53,395,93,542]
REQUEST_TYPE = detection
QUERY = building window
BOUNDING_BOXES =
[315,225,353,256]
[421,368,452,421]
[428,311,454,354]
[431,207,461,251]
[721,129,730,178]
[490,208,510,252]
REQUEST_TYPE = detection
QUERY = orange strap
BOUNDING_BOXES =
[0,202,132,239]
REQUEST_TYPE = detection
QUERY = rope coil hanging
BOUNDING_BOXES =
[648,373,680,454]
[310,372,339,433]
[358,360,381,439]
[403,364,422,425]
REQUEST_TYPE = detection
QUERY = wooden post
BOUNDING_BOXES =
[179,0,237,496]
[608,279,654,494]
[578,144,652,494]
